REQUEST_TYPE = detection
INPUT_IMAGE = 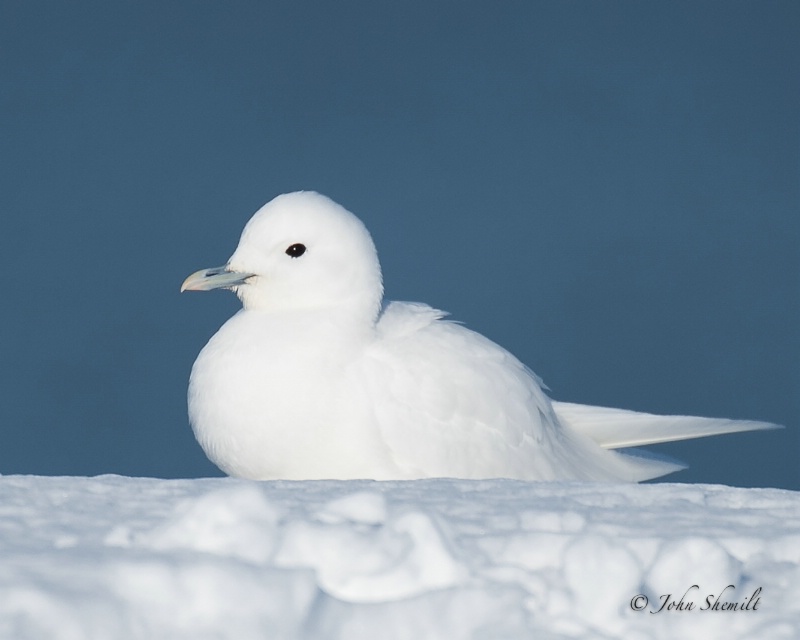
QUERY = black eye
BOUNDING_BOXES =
[285,243,306,258]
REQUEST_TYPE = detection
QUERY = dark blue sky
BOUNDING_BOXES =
[1,1,797,488]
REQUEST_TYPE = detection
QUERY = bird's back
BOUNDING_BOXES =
[361,302,677,481]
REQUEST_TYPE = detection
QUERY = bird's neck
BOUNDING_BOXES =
[241,303,378,341]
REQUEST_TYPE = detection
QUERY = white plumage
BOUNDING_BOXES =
[182,191,778,481]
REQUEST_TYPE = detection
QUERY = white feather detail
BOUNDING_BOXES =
[552,401,781,449]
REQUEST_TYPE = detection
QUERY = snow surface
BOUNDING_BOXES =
[1,476,798,639]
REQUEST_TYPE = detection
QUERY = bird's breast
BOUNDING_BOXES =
[187,310,383,479]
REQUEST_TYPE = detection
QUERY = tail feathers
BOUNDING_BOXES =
[552,401,782,449]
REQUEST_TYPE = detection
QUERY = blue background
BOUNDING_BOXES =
[1,1,797,488]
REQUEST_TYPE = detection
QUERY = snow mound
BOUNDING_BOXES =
[0,476,798,639]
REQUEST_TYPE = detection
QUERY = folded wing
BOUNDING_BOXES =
[551,401,781,449]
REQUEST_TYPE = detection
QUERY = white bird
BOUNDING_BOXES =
[182,191,778,482]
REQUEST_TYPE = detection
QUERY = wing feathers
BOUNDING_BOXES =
[552,401,781,449]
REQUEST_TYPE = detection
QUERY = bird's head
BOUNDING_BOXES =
[182,191,384,322]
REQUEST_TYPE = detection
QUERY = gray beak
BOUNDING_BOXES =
[181,265,255,292]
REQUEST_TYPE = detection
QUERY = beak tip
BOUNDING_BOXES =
[180,269,209,293]
[180,275,199,293]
